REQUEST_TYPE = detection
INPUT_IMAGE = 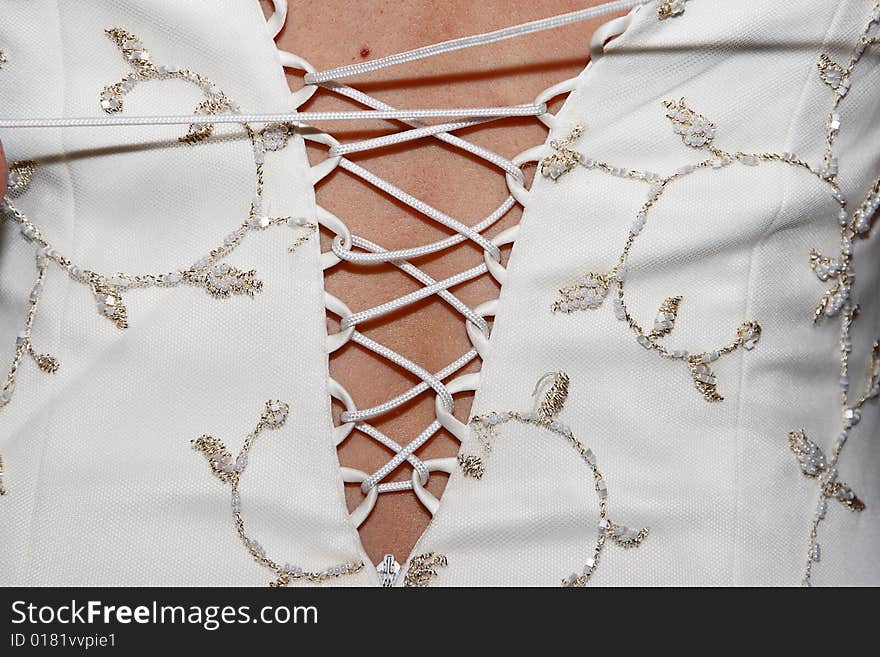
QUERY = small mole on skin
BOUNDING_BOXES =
[359,45,371,58]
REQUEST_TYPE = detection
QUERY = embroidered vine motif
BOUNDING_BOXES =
[0,29,316,494]
[403,553,448,587]
[852,175,879,236]
[462,373,648,587]
[788,4,880,587]
[547,83,880,401]
[548,3,879,582]
[6,161,36,196]
[540,124,585,181]
[192,400,364,586]
[658,0,687,20]
[101,28,234,144]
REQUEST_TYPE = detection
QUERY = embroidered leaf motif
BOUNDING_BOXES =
[658,0,686,19]
[663,98,716,149]
[191,435,238,484]
[736,321,762,351]
[535,371,570,421]
[789,430,828,477]
[817,53,849,93]
[552,273,610,313]
[540,125,584,181]
[6,161,37,197]
[180,93,234,145]
[866,341,880,400]
[809,249,842,281]
[93,283,129,329]
[688,354,723,402]
[852,175,880,236]
[33,353,60,374]
[195,262,263,298]
[105,28,152,71]
[648,296,682,338]
[261,400,289,428]
[824,481,866,512]
[101,28,235,145]
[457,454,484,479]
[790,430,866,511]
[403,553,448,587]
[814,278,849,323]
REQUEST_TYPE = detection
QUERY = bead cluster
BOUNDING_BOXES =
[0,28,315,493]
[658,0,687,21]
[795,4,880,587]
[464,373,648,587]
[192,400,364,586]
[403,553,448,587]
[101,28,236,145]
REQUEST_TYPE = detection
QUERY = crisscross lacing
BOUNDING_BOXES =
[263,0,647,526]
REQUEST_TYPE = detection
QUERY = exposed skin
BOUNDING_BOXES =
[0,2,620,566]
[261,0,618,564]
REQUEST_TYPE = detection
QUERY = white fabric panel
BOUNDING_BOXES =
[409,0,880,586]
[1,0,877,587]
[0,0,375,586]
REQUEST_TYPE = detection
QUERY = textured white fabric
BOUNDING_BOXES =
[0,0,375,586]
[1,1,878,587]
[410,0,880,586]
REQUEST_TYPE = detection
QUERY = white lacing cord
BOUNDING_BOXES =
[328,116,500,157]
[0,105,547,129]
[262,1,639,525]
[265,0,288,39]
[304,0,650,84]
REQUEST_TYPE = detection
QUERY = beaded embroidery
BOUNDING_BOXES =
[192,400,364,586]
[0,29,316,493]
[791,3,880,586]
[463,373,648,587]
[658,0,687,20]
[403,553,448,587]
[546,2,880,584]
[548,106,780,402]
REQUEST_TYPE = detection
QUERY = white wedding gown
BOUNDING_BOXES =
[1,0,878,586]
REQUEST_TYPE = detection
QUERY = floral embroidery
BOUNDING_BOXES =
[6,161,36,196]
[101,28,235,145]
[403,553,448,587]
[0,29,315,493]
[852,175,879,236]
[547,90,878,401]
[547,2,879,583]
[787,4,878,586]
[817,53,850,95]
[192,400,364,586]
[463,373,648,586]
[658,0,687,20]
[663,98,716,148]
[540,124,585,181]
